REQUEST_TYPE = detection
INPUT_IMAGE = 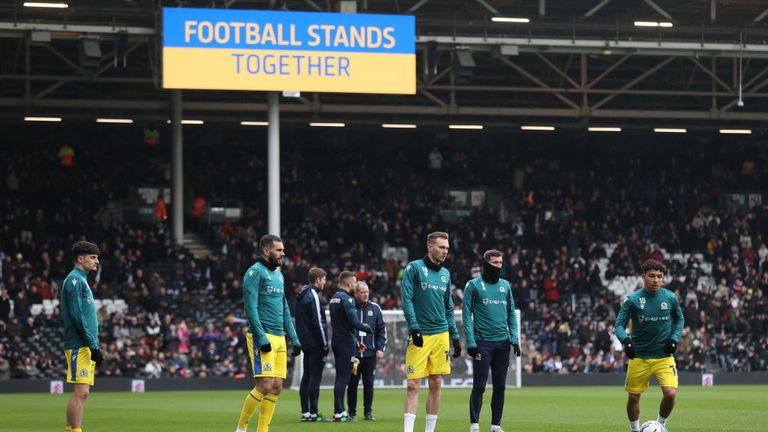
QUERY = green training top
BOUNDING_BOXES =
[243,260,300,348]
[401,258,459,339]
[615,287,684,359]
[462,276,519,348]
[61,267,99,350]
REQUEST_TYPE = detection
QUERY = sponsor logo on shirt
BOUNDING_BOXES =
[330,298,341,303]
[266,286,284,294]
[482,298,507,305]
[638,315,670,323]
[420,283,447,292]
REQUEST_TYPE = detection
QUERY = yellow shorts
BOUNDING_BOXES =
[247,333,287,379]
[405,331,451,380]
[64,348,95,386]
[625,356,678,394]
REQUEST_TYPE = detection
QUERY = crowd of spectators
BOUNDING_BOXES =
[1,128,767,380]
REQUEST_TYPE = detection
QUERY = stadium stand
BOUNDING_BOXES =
[1,133,767,380]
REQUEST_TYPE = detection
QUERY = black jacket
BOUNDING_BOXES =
[329,289,372,349]
[295,284,329,352]
[354,301,387,358]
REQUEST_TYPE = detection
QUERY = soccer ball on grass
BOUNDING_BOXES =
[639,420,666,432]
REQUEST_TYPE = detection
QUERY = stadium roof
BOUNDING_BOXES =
[2,0,768,129]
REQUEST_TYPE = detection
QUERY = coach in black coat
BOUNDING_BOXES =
[296,268,330,421]
[347,281,387,421]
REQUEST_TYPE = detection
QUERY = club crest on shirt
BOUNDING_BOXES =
[661,302,668,310]
[440,275,447,283]
[639,297,646,310]
[367,310,373,316]
[499,286,506,293]
[422,267,429,278]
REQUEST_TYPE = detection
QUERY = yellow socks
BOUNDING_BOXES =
[65,427,72,432]
[71,429,82,432]
[237,388,264,431]
[256,393,279,432]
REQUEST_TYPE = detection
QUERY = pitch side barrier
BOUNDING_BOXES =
[1,372,767,393]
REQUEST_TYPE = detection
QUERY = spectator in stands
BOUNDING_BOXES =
[0,289,10,323]
[57,144,74,168]
[0,354,10,380]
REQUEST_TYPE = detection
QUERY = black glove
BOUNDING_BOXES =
[362,324,374,336]
[512,343,521,357]
[259,342,272,353]
[90,347,104,367]
[467,346,479,359]
[623,338,636,360]
[665,339,678,354]
[410,330,423,347]
[451,339,462,358]
[292,345,302,357]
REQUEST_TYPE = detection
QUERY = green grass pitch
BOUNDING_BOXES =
[1,385,766,431]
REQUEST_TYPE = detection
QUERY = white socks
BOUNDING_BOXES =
[657,415,668,425]
[404,413,416,432]
[630,419,640,432]
[425,414,438,432]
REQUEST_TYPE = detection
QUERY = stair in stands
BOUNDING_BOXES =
[182,232,215,259]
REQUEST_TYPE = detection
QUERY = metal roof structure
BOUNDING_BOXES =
[2,0,768,128]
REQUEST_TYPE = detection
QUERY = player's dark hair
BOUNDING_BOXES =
[338,271,356,285]
[483,249,503,262]
[427,231,449,244]
[72,241,100,261]
[641,259,666,274]
[308,267,327,284]
[259,234,282,253]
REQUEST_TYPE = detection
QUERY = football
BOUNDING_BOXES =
[639,420,666,432]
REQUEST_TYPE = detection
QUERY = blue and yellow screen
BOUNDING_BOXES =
[162,8,415,94]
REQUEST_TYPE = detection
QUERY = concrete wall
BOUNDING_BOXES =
[1,372,767,393]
